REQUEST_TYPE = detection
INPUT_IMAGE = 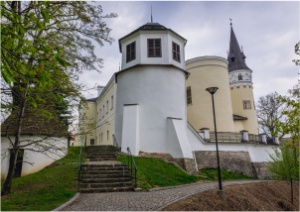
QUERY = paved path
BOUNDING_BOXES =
[60,180,262,211]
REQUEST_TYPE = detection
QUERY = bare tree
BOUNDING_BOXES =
[256,92,286,139]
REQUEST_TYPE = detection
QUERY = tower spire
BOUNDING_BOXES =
[227,24,251,72]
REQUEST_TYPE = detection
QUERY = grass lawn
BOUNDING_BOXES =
[118,155,257,190]
[118,155,201,190]
[1,147,84,211]
[198,168,257,181]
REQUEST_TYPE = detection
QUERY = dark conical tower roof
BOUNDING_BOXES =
[228,24,251,72]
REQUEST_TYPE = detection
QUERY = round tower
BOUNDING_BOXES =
[115,23,194,161]
[186,56,235,134]
[228,24,259,135]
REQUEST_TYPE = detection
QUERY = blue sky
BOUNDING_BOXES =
[79,1,299,101]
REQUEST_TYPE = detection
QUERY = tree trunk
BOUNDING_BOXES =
[1,84,28,196]
[290,179,294,205]
[1,148,19,196]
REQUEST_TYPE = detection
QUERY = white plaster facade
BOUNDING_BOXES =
[1,136,68,180]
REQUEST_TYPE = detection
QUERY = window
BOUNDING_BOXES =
[90,139,95,146]
[106,101,109,113]
[148,39,161,57]
[100,133,103,143]
[107,131,109,141]
[103,105,105,117]
[172,42,180,62]
[243,100,251,109]
[100,109,102,119]
[111,96,114,109]
[126,41,136,63]
[238,74,243,80]
[186,86,192,105]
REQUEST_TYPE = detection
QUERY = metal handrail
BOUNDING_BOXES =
[127,147,138,188]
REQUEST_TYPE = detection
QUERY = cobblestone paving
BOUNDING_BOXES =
[61,180,262,211]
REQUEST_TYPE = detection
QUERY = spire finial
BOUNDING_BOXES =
[151,5,153,23]
[230,18,233,27]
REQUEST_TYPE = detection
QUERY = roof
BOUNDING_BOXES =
[118,22,187,52]
[227,25,251,72]
[1,105,69,137]
[233,114,248,120]
[86,98,97,102]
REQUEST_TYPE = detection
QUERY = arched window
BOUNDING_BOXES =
[238,74,243,80]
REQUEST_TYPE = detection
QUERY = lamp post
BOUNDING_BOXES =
[206,87,223,191]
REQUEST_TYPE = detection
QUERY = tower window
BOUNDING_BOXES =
[243,100,251,109]
[126,41,136,63]
[186,86,192,105]
[238,74,243,80]
[172,42,180,62]
[148,39,161,57]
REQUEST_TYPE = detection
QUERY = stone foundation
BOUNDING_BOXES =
[139,151,198,175]
[194,151,255,177]
[252,162,272,179]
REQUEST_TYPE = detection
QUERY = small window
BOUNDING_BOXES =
[172,42,180,62]
[238,74,243,80]
[107,131,109,141]
[100,133,103,143]
[243,100,251,109]
[111,96,114,109]
[126,41,136,63]
[186,86,192,105]
[106,101,109,113]
[100,109,102,119]
[90,139,95,146]
[148,39,161,57]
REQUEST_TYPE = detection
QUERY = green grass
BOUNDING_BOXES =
[118,155,201,190]
[198,168,257,181]
[1,147,84,211]
[118,155,257,190]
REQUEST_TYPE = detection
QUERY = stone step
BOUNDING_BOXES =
[81,177,132,184]
[81,173,131,178]
[81,165,128,170]
[82,170,130,175]
[81,181,132,188]
[86,153,116,156]
[87,158,117,162]
[80,186,133,193]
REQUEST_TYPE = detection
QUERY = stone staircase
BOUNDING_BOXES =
[80,145,133,193]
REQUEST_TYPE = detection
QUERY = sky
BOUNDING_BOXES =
[79,1,299,102]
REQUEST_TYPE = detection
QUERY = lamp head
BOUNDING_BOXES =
[206,87,219,95]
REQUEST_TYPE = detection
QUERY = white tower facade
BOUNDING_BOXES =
[115,23,196,173]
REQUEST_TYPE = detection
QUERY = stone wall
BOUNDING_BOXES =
[139,151,198,175]
[252,162,272,179]
[194,151,255,177]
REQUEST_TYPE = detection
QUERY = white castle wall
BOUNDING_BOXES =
[115,65,193,159]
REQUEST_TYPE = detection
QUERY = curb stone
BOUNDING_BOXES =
[52,192,80,211]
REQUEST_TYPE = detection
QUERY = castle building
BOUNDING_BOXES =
[78,22,277,177]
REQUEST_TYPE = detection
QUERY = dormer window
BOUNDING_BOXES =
[126,41,136,63]
[172,42,180,62]
[238,74,243,80]
[148,39,161,57]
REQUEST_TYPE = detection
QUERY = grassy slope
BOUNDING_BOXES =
[118,155,256,190]
[1,147,84,211]
[118,155,200,190]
